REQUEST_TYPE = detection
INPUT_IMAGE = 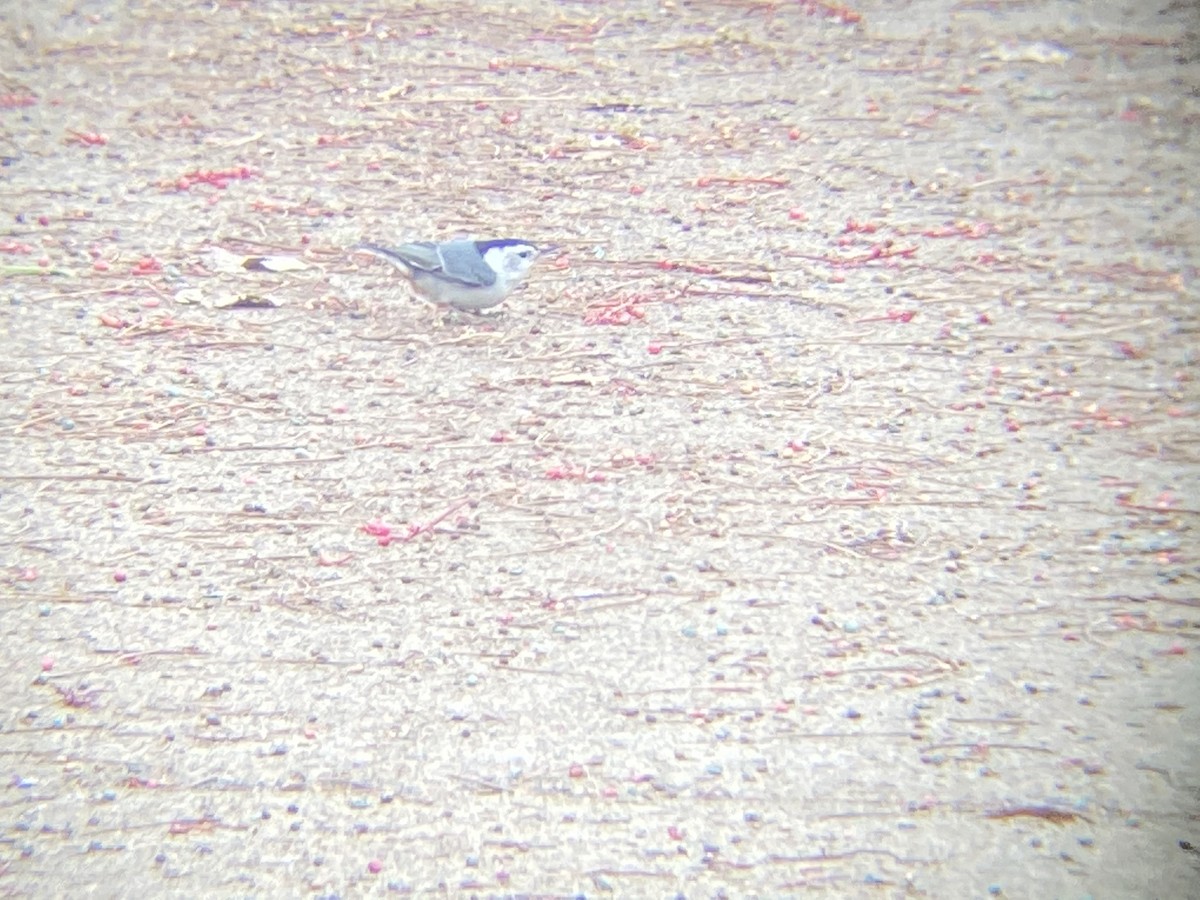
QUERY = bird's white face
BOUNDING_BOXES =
[483,243,539,283]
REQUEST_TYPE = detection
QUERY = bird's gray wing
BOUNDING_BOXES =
[356,241,496,287]
[435,241,498,287]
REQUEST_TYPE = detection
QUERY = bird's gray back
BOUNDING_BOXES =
[362,240,498,288]
[432,241,496,287]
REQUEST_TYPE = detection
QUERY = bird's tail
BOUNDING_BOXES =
[353,242,413,272]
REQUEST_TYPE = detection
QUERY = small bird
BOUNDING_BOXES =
[354,238,541,312]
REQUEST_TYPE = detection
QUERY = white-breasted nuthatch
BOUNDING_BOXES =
[354,238,541,311]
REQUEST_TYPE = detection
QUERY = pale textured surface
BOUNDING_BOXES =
[1,1,1197,896]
